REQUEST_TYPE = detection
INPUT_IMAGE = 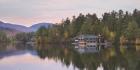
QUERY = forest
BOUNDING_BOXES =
[0,9,140,45]
[36,9,140,44]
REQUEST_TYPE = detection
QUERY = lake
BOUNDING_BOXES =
[0,44,140,70]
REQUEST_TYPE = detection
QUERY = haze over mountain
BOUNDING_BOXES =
[0,21,53,33]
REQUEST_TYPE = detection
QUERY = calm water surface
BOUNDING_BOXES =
[0,44,140,70]
[0,50,77,70]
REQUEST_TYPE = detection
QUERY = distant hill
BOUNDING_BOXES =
[30,23,53,32]
[0,27,20,37]
[0,21,53,33]
[0,21,29,32]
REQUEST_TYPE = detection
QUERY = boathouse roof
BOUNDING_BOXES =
[74,34,98,39]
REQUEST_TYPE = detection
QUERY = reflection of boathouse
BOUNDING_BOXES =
[73,34,106,49]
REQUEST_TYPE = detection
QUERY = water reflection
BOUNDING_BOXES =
[37,44,140,70]
[75,47,99,54]
[0,43,77,70]
[0,43,140,70]
[0,52,76,70]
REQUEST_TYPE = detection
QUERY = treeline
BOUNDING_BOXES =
[0,31,34,44]
[0,30,9,42]
[36,9,140,44]
[15,32,34,44]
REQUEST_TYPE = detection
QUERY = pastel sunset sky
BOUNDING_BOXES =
[0,0,140,27]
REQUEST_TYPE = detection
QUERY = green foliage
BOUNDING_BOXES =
[124,21,139,40]
[35,9,140,44]
[35,26,49,44]
[36,26,48,37]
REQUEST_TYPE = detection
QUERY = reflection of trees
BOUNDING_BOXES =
[100,45,128,70]
[0,43,35,51]
[0,43,8,51]
[15,43,34,50]
[36,45,140,70]
[37,45,100,70]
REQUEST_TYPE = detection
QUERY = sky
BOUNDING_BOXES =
[0,0,140,27]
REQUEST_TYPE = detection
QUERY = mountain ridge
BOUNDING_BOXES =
[0,21,53,32]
